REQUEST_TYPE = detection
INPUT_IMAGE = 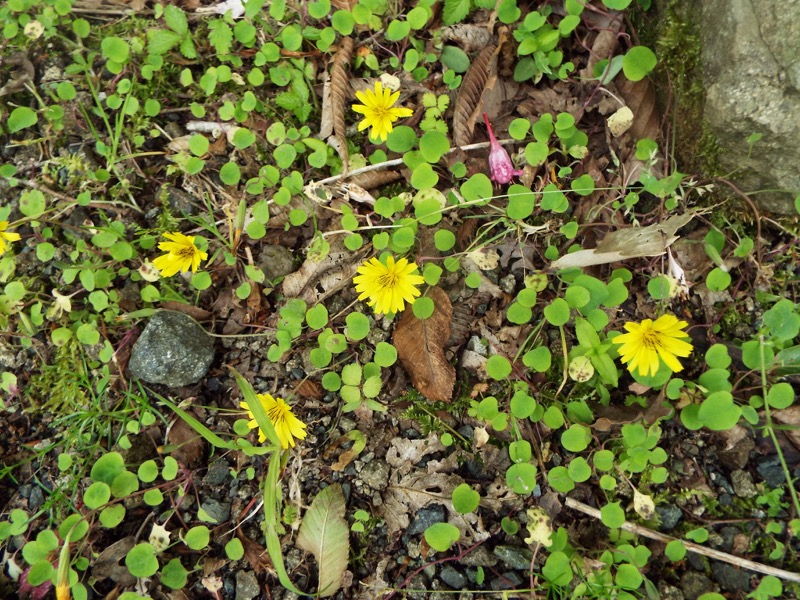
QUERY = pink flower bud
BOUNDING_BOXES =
[484,113,523,184]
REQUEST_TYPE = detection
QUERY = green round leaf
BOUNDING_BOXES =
[544,298,570,326]
[452,483,480,514]
[424,522,460,551]
[486,355,512,380]
[345,311,370,340]
[83,482,111,509]
[547,465,575,493]
[184,525,210,550]
[125,543,159,577]
[505,462,538,495]
[225,538,245,560]
[8,107,38,133]
[374,342,397,367]
[412,296,435,319]
[622,46,657,82]
[600,502,625,529]
[99,504,126,528]
[561,424,591,452]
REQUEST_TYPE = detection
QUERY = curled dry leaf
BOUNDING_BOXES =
[441,24,494,53]
[297,484,349,597]
[453,44,497,147]
[329,37,352,172]
[393,286,455,402]
[349,169,402,190]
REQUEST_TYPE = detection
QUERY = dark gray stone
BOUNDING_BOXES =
[493,545,533,570]
[201,497,231,524]
[681,571,715,600]
[701,0,800,214]
[490,571,523,591]
[757,456,786,488]
[658,582,685,600]
[28,486,45,511]
[204,460,232,486]
[656,504,683,531]
[235,570,259,600]
[460,545,499,568]
[160,185,199,216]
[406,504,447,537]
[711,561,751,593]
[258,245,295,282]
[128,311,214,387]
[439,565,467,589]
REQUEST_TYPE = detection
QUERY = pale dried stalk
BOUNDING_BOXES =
[565,497,800,584]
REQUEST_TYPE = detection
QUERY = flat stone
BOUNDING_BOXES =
[359,459,390,491]
[201,498,231,524]
[711,561,751,593]
[490,571,523,591]
[406,504,446,537]
[439,565,467,589]
[493,545,533,570]
[235,570,259,600]
[730,469,757,498]
[460,545,498,568]
[128,311,214,387]
[681,571,715,600]
[258,245,295,282]
[204,460,232,486]
[756,456,785,488]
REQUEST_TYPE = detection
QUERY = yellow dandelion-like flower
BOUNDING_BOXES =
[352,81,414,142]
[612,314,693,377]
[152,232,208,277]
[0,221,21,255]
[353,255,425,315]
[241,394,307,449]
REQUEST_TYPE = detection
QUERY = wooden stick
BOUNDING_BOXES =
[565,497,800,584]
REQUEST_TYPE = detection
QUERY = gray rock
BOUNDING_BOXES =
[656,504,683,531]
[493,545,533,570]
[490,571,523,591]
[658,582,685,600]
[730,469,757,498]
[701,0,800,214]
[128,311,214,387]
[681,571,715,600]
[711,561,751,593]
[204,460,232,486]
[757,456,786,488]
[235,570,259,600]
[201,498,231,524]
[258,245,295,282]
[406,504,447,537]
[28,486,45,511]
[359,459,390,491]
[460,545,499,568]
[439,566,467,589]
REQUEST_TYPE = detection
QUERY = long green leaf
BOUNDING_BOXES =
[229,367,281,449]
[157,396,236,450]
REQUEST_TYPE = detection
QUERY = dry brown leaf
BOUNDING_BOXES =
[441,24,494,53]
[168,415,205,468]
[237,532,273,574]
[393,287,455,402]
[294,379,324,400]
[329,37,352,172]
[330,0,355,8]
[453,44,497,147]
[615,77,660,141]
[159,302,212,321]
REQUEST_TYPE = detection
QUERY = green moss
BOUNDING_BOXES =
[24,338,89,412]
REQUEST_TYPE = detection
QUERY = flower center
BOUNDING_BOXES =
[177,246,195,259]
[641,331,662,351]
[268,404,285,426]
[378,273,398,288]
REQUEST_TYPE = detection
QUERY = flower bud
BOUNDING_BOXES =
[484,113,523,184]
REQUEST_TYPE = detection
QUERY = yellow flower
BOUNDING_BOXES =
[152,232,207,277]
[353,255,425,315]
[0,221,21,255]
[612,314,693,377]
[352,81,414,142]
[241,394,307,449]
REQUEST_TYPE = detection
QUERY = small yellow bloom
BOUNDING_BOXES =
[241,394,307,449]
[353,255,425,315]
[152,232,207,277]
[612,314,693,377]
[0,221,21,255]
[352,81,414,142]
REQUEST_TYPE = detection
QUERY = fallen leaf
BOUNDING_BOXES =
[167,415,205,468]
[393,287,455,402]
[616,76,660,141]
[550,212,697,270]
[328,37,352,172]
[632,488,655,520]
[524,507,553,547]
[297,485,349,597]
[453,44,497,147]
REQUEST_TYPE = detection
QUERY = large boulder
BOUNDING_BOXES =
[701,0,800,214]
